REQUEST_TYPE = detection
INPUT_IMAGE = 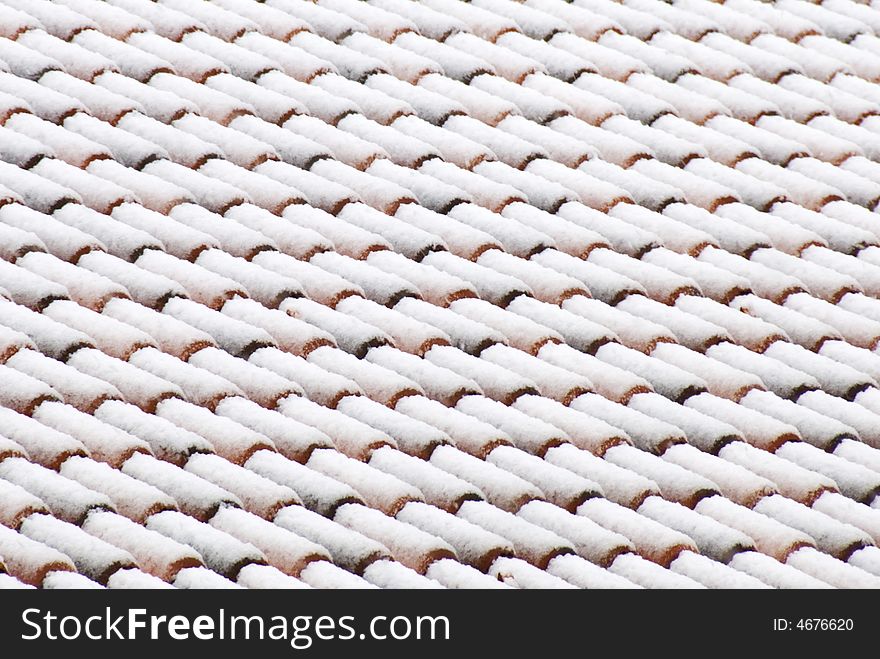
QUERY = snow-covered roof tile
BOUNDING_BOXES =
[4,0,880,590]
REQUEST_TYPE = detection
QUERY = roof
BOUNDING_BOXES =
[1,0,880,590]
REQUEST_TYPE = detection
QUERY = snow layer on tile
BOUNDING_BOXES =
[3,0,880,590]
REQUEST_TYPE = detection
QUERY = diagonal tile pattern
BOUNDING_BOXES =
[2,0,880,589]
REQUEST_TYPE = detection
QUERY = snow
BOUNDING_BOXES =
[0,407,86,470]
[339,115,439,170]
[650,342,763,402]
[578,497,698,567]
[0,257,70,312]
[157,399,274,464]
[308,72,407,124]
[786,294,880,351]
[453,392,566,452]
[457,500,573,569]
[508,297,618,355]
[846,546,880,578]
[391,300,501,356]
[419,74,514,127]
[87,163,190,216]
[834,440,880,481]
[695,495,815,562]
[295,561,375,589]
[591,257,701,308]
[106,568,174,589]
[570,392,685,454]
[518,500,632,567]
[604,444,720,507]
[334,502,455,573]
[706,342,819,400]
[345,33,439,84]
[365,252,472,307]
[610,206,713,257]
[275,394,393,462]
[545,554,638,589]
[715,204,822,256]
[669,551,770,589]
[20,513,134,584]
[482,344,594,405]
[4,0,880,590]
[210,506,327,577]
[0,361,60,414]
[786,547,880,589]
[362,558,444,589]
[274,504,388,575]
[130,347,242,410]
[0,297,94,361]
[480,250,591,304]
[173,567,241,589]
[675,298,787,354]
[278,206,391,260]
[147,509,265,579]
[45,299,155,360]
[234,564,310,589]
[805,248,880,299]
[38,395,138,466]
[365,347,479,407]
[196,249,302,308]
[513,396,627,456]
[728,551,830,589]
[722,438,840,505]
[488,445,600,511]
[95,400,212,466]
[67,347,183,413]
[307,448,423,515]
[0,73,86,127]
[429,445,541,512]
[102,297,215,360]
[250,348,363,409]
[337,394,449,458]
[392,114,494,170]
[60,455,175,524]
[369,447,482,513]
[75,28,174,82]
[17,252,124,313]
[122,452,241,521]
[539,343,651,403]
[310,251,419,307]
[684,393,801,452]
[596,344,707,403]
[813,492,880,546]
[245,448,363,518]
[339,202,448,260]
[0,523,75,587]
[290,31,386,83]
[609,552,704,589]
[741,390,860,451]
[395,396,511,458]
[629,392,743,454]
[756,494,873,559]
[425,558,510,589]
[422,251,531,307]
[638,496,755,564]
[213,397,330,464]
[307,345,422,406]
[450,299,562,355]
[489,556,575,589]
[772,204,876,255]
[764,341,874,399]
[502,203,608,259]
[0,477,48,529]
